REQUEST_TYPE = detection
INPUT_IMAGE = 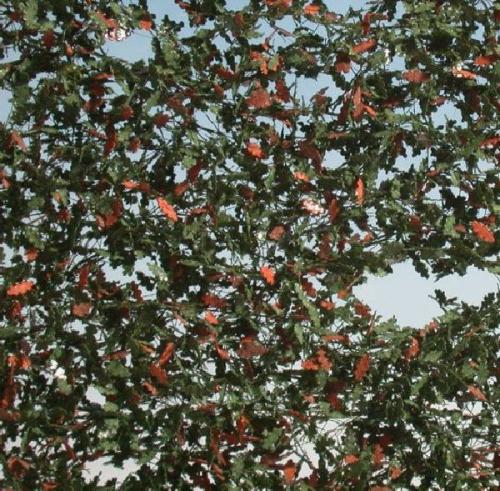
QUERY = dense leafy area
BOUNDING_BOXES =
[0,0,498,488]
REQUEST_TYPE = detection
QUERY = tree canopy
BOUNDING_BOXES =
[0,0,498,488]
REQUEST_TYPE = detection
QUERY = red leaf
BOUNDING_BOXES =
[153,113,169,127]
[402,69,430,83]
[468,385,487,401]
[202,293,228,308]
[246,142,264,159]
[354,302,371,317]
[120,105,134,120]
[72,303,91,318]
[260,266,276,285]
[246,87,272,109]
[390,467,403,480]
[156,197,178,222]
[404,337,420,360]
[6,281,34,297]
[283,459,296,484]
[471,221,495,243]
[474,54,497,66]
[355,177,365,205]
[354,353,370,381]
[42,30,56,49]
[104,128,117,156]
[352,38,377,54]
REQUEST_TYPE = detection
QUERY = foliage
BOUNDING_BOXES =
[0,0,499,488]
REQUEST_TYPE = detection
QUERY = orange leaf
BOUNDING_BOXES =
[404,337,420,360]
[260,266,276,285]
[283,459,296,484]
[246,87,272,109]
[204,311,219,325]
[390,467,403,480]
[451,67,476,79]
[471,221,495,243]
[156,197,178,222]
[468,385,487,401]
[293,171,310,182]
[354,353,370,381]
[344,454,359,465]
[402,69,430,83]
[304,4,320,15]
[24,248,39,262]
[246,142,264,159]
[355,177,365,205]
[328,198,341,223]
[319,300,336,311]
[139,19,152,30]
[215,343,230,361]
[72,303,91,318]
[6,280,34,297]
[158,342,175,367]
[268,224,286,241]
[352,38,377,54]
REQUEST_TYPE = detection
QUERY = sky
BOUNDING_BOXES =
[0,0,497,484]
